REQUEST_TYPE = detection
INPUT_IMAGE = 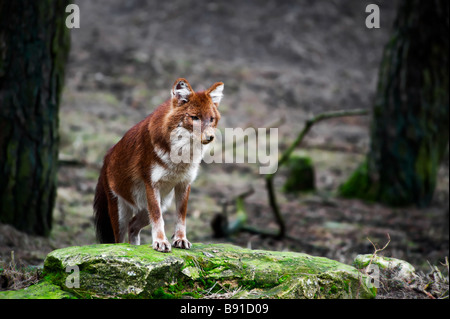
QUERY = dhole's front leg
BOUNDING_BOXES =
[173,183,192,249]
[145,183,171,252]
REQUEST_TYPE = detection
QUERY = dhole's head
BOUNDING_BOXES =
[170,78,223,145]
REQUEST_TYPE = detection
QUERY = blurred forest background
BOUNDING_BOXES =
[0,0,448,295]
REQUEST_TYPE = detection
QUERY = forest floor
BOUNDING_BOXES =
[1,0,448,299]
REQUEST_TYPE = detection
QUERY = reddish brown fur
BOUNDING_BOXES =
[94,78,223,252]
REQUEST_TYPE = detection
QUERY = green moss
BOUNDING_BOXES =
[283,155,316,193]
[0,282,75,299]
[21,243,379,299]
[338,159,379,202]
[278,275,289,284]
[151,287,175,299]
[343,280,350,293]
[329,285,338,294]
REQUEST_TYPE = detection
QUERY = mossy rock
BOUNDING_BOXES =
[283,155,315,193]
[1,243,376,299]
[354,254,416,282]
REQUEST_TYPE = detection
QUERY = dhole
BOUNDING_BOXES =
[94,78,224,252]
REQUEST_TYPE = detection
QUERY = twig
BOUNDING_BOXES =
[355,234,391,297]
[365,233,391,276]
[440,256,449,276]
[203,282,218,295]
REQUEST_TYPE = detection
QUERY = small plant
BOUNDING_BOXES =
[409,257,449,299]
[356,235,449,299]
[365,234,391,281]
[0,251,40,291]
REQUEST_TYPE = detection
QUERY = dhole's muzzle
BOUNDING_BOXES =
[201,127,215,145]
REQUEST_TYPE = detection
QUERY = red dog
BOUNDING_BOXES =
[94,78,223,252]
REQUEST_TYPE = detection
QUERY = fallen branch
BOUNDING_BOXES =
[265,109,369,238]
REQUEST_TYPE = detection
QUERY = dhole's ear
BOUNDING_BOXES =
[207,82,224,106]
[171,78,194,105]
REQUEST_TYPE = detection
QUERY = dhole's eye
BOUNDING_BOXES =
[190,115,200,121]
[210,117,215,122]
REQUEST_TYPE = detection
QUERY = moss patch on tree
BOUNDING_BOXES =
[282,155,316,194]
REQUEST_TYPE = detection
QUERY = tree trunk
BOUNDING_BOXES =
[0,0,70,235]
[339,0,449,207]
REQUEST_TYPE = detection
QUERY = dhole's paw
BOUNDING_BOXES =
[172,238,192,249]
[152,239,171,253]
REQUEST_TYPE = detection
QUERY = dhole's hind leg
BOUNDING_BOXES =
[117,197,133,243]
[128,209,149,245]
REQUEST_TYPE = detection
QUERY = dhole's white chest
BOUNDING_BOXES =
[151,145,200,187]
[151,161,199,187]
[148,145,201,211]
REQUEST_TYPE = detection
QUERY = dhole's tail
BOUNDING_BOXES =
[93,167,115,243]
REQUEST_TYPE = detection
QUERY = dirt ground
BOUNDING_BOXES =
[1,0,448,299]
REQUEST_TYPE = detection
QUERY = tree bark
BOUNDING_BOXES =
[340,0,449,207]
[0,0,70,235]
